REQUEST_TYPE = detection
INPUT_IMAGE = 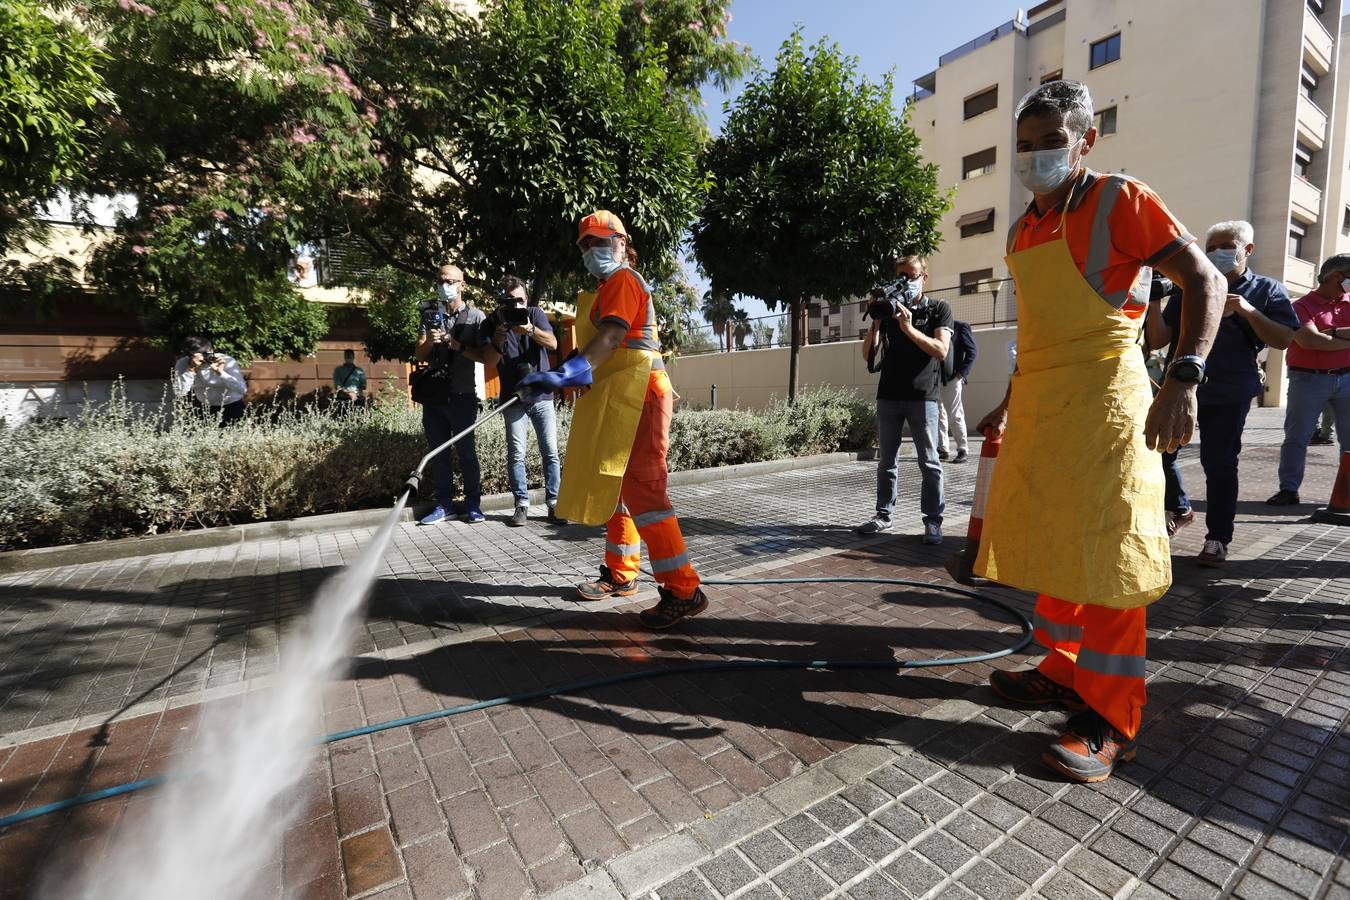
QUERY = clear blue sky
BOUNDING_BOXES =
[685,0,1020,320]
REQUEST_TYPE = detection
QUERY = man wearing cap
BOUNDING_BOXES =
[520,211,707,629]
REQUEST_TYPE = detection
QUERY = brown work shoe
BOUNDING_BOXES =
[576,565,638,601]
[989,668,1087,711]
[1043,711,1136,782]
[638,587,708,630]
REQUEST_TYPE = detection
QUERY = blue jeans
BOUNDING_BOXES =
[875,398,944,524]
[1278,371,1350,492]
[1161,449,1189,515]
[1195,402,1252,545]
[422,393,482,508]
[503,396,561,507]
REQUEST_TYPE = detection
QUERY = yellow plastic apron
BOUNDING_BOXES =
[973,200,1171,609]
[554,290,654,526]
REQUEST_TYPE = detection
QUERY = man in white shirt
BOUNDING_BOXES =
[174,336,248,424]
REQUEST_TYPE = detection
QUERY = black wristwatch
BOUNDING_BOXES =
[1166,354,1207,385]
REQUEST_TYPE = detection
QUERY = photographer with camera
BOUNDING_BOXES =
[333,349,367,408]
[411,263,490,526]
[481,275,564,527]
[173,335,248,425]
[853,255,953,545]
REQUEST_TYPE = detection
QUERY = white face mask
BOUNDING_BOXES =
[1014,143,1079,194]
[436,282,459,303]
[1341,277,1350,294]
[1206,249,1240,275]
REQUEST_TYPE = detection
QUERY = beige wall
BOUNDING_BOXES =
[667,327,1018,437]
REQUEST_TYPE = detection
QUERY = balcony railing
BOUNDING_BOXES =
[1297,94,1328,149]
[1304,5,1334,75]
[1291,175,1323,224]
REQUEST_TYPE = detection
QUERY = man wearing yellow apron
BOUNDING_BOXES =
[974,81,1223,782]
[519,211,707,629]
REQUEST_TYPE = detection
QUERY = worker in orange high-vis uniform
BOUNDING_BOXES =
[519,211,706,629]
[974,81,1223,783]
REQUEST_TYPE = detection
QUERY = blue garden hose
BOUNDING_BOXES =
[0,575,1030,831]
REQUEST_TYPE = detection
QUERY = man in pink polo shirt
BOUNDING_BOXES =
[1268,253,1350,505]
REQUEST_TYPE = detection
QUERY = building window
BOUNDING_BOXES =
[1289,220,1308,259]
[963,86,998,120]
[828,303,841,315]
[828,326,841,339]
[1040,69,1063,84]
[957,208,996,238]
[1094,106,1118,136]
[808,303,821,317]
[1301,64,1320,100]
[808,329,821,343]
[1295,142,1315,178]
[1308,0,1325,14]
[960,268,994,295]
[858,300,867,313]
[1089,33,1121,69]
[1342,205,1350,236]
[962,147,997,180]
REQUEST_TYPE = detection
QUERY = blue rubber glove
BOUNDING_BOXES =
[518,353,593,402]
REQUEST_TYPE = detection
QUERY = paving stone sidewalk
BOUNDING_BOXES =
[1,406,1348,899]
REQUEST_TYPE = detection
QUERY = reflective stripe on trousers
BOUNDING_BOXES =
[603,372,701,598]
[1033,594,1147,738]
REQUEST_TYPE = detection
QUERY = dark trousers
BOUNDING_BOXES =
[211,400,246,426]
[422,393,482,508]
[1161,449,1189,515]
[1195,402,1251,545]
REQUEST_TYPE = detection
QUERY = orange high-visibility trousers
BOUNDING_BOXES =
[603,370,701,599]
[1032,594,1147,739]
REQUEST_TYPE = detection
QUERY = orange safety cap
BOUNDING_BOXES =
[577,210,628,245]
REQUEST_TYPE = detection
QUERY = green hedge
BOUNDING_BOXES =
[0,386,875,550]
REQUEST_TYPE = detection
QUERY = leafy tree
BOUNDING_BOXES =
[649,276,703,356]
[750,317,775,349]
[730,308,750,349]
[74,0,385,360]
[692,30,949,399]
[0,1,107,254]
[340,0,711,304]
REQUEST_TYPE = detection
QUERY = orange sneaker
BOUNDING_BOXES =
[576,565,638,601]
[637,587,708,630]
[1043,712,1136,782]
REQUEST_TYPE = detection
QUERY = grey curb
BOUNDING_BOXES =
[0,452,861,575]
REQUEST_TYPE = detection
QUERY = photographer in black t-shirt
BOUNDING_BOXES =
[853,255,954,545]
[480,275,564,527]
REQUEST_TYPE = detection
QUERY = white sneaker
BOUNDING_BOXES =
[923,522,943,545]
[1197,539,1227,567]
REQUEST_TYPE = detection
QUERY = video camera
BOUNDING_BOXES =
[493,290,531,327]
[1149,271,1175,303]
[865,278,917,320]
[418,299,476,344]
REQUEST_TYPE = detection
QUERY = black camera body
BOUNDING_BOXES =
[1149,271,1175,303]
[865,278,916,320]
[499,305,530,327]
[420,299,447,332]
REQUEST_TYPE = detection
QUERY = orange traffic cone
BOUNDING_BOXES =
[1313,450,1350,526]
[945,429,1002,585]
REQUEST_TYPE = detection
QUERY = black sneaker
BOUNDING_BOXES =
[509,506,528,527]
[938,449,950,460]
[952,450,969,464]
[547,506,569,525]
[1266,489,1300,506]
[638,587,708,630]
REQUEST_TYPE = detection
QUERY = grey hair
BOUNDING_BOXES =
[1206,220,1254,246]
[1015,80,1094,139]
[1318,253,1350,282]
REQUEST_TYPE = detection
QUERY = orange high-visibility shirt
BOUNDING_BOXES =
[1011,169,1194,320]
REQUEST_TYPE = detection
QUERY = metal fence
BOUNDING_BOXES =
[676,279,1017,357]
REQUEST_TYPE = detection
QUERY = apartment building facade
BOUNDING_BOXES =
[910,0,1349,403]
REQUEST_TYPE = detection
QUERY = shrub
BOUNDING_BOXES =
[0,385,869,550]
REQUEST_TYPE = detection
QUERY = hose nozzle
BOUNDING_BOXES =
[403,470,424,498]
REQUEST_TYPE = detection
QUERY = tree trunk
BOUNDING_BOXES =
[788,297,801,403]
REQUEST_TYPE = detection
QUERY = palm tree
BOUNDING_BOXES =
[701,287,739,352]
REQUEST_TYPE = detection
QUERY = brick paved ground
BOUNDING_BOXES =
[1,407,1347,899]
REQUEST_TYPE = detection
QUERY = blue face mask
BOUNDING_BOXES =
[1206,249,1240,274]
[583,246,622,279]
[436,282,459,304]
[1015,144,1077,194]
[902,277,924,303]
